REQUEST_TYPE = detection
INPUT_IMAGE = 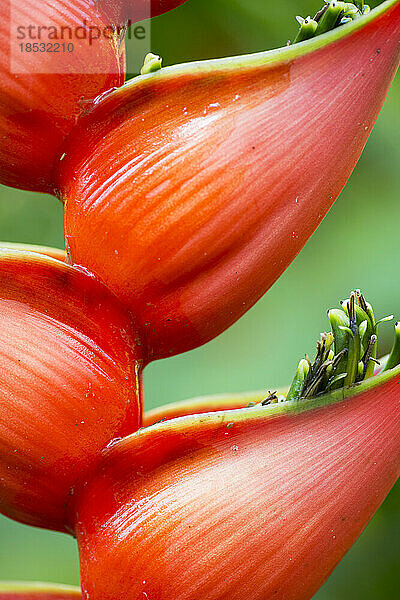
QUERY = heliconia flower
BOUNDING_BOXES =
[97,0,191,27]
[0,582,80,600]
[0,247,144,532]
[0,0,126,193]
[71,366,400,600]
[57,0,400,361]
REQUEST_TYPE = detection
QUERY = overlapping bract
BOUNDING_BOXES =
[0,248,144,531]
[0,0,126,192]
[58,0,400,360]
[0,2,399,599]
[0,0,192,193]
[98,0,190,26]
[73,372,400,600]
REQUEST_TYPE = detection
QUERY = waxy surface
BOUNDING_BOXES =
[0,249,143,531]
[74,370,400,600]
[60,0,400,359]
[98,0,190,25]
[0,0,125,192]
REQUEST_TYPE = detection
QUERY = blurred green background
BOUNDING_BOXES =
[0,0,399,597]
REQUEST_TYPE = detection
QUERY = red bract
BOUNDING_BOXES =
[0,0,126,193]
[58,0,400,360]
[98,1,190,26]
[72,371,400,600]
[0,248,144,532]
[0,583,80,600]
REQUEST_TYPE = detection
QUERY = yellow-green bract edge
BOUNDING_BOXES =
[0,582,80,596]
[126,360,400,445]
[93,0,399,101]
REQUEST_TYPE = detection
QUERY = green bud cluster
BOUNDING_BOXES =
[286,290,400,402]
[292,1,371,45]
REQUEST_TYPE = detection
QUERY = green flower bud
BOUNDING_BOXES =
[294,16,318,43]
[315,1,347,35]
[328,309,350,385]
[383,322,400,372]
[141,53,163,75]
[286,358,310,402]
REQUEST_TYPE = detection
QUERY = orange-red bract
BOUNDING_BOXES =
[98,0,190,26]
[59,0,400,361]
[0,248,144,532]
[72,370,400,600]
[0,0,125,193]
[0,583,80,600]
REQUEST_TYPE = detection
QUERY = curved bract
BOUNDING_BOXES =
[0,583,80,600]
[0,0,125,193]
[98,0,190,26]
[0,248,143,532]
[73,368,400,600]
[59,0,400,360]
